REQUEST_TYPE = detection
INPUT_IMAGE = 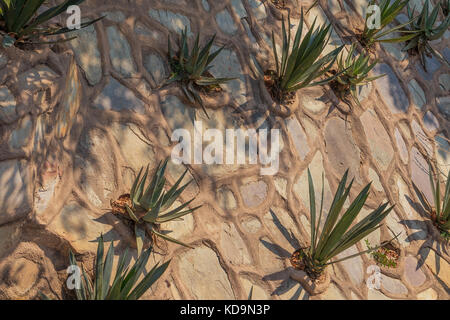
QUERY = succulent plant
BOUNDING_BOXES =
[267,11,344,104]
[360,0,419,47]
[112,158,201,256]
[167,27,235,118]
[0,0,103,48]
[40,236,170,300]
[403,0,450,71]
[290,169,395,280]
[365,239,399,268]
[334,43,385,106]
[412,163,450,241]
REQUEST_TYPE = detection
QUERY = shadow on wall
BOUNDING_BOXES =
[0,160,30,225]
[401,194,449,293]
[259,209,310,300]
[373,63,410,114]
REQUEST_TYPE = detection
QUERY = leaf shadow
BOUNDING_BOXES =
[269,208,301,251]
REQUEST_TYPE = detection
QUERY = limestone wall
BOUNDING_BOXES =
[0,0,448,300]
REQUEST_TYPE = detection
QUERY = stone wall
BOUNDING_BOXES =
[0,0,448,300]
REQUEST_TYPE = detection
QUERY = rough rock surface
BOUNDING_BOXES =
[0,0,448,300]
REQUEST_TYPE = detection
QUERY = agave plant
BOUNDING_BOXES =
[0,0,103,48]
[112,158,201,256]
[267,11,344,104]
[333,43,385,106]
[360,0,418,47]
[167,27,235,118]
[412,163,450,241]
[290,169,395,279]
[403,0,450,71]
[40,236,170,300]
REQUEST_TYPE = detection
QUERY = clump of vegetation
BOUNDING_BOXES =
[332,43,385,106]
[403,0,450,71]
[111,158,201,255]
[41,236,170,300]
[265,11,344,105]
[412,163,450,242]
[0,0,103,48]
[167,27,235,118]
[290,169,395,280]
[365,239,399,268]
[359,0,418,47]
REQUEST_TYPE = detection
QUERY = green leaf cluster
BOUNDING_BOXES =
[270,10,344,101]
[41,236,170,300]
[168,27,235,118]
[0,0,103,47]
[126,158,201,255]
[335,43,385,106]
[413,162,450,238]
[404,0,450,70]
[301,169,394,278]
[365,239,398,268]
[361,0,418,46]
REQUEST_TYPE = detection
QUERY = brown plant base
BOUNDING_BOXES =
[327,72,354,115]
[429,207,450,243]
[111,194,167,253]
[169,57,223,96]
[270,0,288,9]
[355,33,377,54]
[289,249,330,295]
[111,193,132,217]
[430,212,450,243]
[264,70,296,106]
[329,71,351,99]
[290,249,326,282]
[15,41,41,51]
[194,70,224,96]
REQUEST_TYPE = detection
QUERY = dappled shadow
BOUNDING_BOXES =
[258,208,310,300]
[268,208,301,251]
[271,277,310,300]
[417,240,449,280]
[258,238,295,297]
[373,63,410,114]
[0,160,30,225]
[400,219,428,242]
[260,238,291,260]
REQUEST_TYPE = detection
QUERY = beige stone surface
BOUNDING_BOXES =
[0,0,448,301]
